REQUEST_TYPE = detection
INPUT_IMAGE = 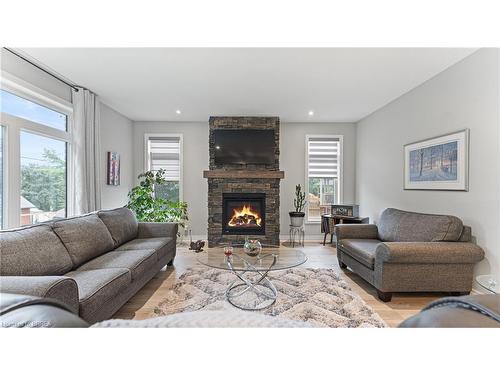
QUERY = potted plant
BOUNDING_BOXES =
[127,169,188,236]
[289,184,306,227]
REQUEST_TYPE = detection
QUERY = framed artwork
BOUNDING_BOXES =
[404,129,469,191]
[107,151,120,186]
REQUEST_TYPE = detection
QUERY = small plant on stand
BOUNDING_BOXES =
[289,184,307,227]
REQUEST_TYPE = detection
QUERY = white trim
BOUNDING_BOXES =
[143,133,184,202]
[279,234,325,241]
[304,134,344,224]
[188,234,331,242]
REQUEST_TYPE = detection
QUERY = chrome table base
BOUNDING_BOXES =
[225,253,278,310]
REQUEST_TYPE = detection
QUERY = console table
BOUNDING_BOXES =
[321,214,369,245]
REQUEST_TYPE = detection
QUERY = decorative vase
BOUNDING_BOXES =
[243,237,262,257]
[289,211,305,227]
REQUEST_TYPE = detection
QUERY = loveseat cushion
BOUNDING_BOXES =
[52,214,115,268]
[116,237,175,260]
[0,225,73,276]
[76,250,157,281]
[338,239,382,269]
[377,208,464,242]
[97,207,138,247]
[65,268,131,322]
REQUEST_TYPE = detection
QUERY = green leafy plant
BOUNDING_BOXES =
[293,184,306,213]
[127,170,188,233]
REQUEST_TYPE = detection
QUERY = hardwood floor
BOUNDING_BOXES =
[113,241,453,327]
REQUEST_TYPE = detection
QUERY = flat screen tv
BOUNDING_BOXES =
[213,129,275,165]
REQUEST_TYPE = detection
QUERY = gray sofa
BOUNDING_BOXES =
[0,207,178,324]
[399,294,500,328]
[335,208,484,302]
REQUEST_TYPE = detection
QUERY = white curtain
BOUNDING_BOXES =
[72,88,102,214]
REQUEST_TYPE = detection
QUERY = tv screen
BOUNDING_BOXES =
[213,129,275,165]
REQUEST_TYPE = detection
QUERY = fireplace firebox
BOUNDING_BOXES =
[222,193,266,235]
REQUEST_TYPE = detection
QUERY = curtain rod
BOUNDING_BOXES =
[4,48,84,92]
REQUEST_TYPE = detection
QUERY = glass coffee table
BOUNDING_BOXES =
[476,274,499,294]
[197,244,307,310]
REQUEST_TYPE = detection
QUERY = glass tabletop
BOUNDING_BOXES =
[476,275,499,294]
[197,244,307,272]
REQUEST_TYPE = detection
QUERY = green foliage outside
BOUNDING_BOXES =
[308,178,321,197]
[154,181,180,202]
[127,169,188,231]
[21,149,66,212]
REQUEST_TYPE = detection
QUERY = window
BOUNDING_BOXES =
[0,81,72,229]
[1,89,67,131]
[145,135,183,202]
[20,131,67,224]
[306,135,342,222]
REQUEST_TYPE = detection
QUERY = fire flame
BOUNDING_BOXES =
[228,204,262,227]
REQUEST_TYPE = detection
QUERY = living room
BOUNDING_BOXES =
[1,1,499,373]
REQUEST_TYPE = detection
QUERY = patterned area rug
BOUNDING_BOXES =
[153,267,387,327]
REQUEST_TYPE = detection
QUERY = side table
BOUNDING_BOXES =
[321,214,369,245]
[289,225,304,247]
[476,274,499,294]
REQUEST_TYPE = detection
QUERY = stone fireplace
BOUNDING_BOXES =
[204,116,284,247]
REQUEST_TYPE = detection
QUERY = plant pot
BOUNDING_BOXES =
[289,212,305,227]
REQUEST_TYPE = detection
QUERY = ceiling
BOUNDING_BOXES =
[20,48,476,123]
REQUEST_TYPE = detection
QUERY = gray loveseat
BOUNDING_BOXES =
[335,208,484,302]
[0,207,178,324]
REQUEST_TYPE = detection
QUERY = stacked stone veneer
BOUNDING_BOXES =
[207,116,281,247]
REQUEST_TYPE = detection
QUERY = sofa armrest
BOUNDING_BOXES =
[375,242,485,264]
[334,224,378,241]
[0,276,79,314]
[137,222,178,239]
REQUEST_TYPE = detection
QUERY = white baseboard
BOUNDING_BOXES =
[181,234,327,242]
[279,234,325,241]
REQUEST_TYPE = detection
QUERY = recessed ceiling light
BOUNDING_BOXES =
[175,109,181,114]
[308,110,314,116]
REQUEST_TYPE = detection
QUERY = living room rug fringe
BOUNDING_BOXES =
[153,267,388,328]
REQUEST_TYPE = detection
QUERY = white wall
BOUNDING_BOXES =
[356,49,500,281]
[132,121,356,238]
[100,104,134,208]
[280,122,356,238]
[133,122,209,237]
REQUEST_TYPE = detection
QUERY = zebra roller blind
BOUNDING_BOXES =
[147,136,181,181]
[307,137,340,178]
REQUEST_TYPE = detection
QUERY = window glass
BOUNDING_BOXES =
[20,131,67,225]
[1,89,67,131]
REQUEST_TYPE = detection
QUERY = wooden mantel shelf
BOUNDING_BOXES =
[203,170,285,179]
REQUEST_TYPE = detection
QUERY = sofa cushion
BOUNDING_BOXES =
[338,239,382,269]
[97,207,138,247]
[116,237,175,260]
[76,250,157,280]
[0,225,73,276]
[378,208,464,242]
[65,268,131,322]
[52,214,115,268]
